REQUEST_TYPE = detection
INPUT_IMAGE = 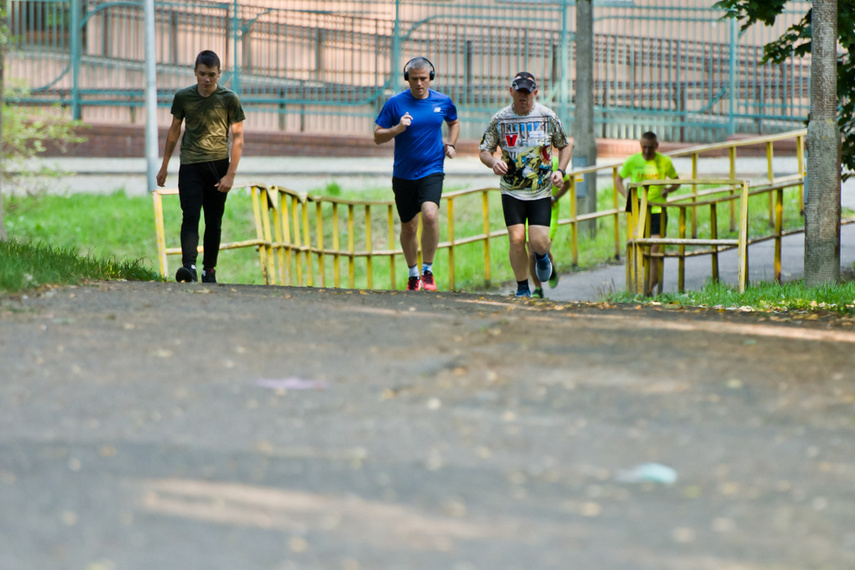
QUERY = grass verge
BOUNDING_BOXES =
[5,181,849,313]
[0,238,161,293]
[609,277,855,314]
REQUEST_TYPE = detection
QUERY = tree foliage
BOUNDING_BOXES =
[1,86,86,202]
[1,4,6,239]
[715,0,855,178]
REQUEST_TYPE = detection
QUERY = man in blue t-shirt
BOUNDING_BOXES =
[374,57,460,291]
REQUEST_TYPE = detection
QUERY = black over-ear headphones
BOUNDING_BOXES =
[403,57,435,81]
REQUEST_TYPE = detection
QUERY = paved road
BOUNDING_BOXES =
[2,281,855,570]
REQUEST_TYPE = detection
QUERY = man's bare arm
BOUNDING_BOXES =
[156,116,183,187]
[216,121,244,193]
[374,113,413,145]
[615,175,627,198]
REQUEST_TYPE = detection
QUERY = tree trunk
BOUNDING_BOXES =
[0,4,6,241]
[804,0,840,286]
[574,0,597,237]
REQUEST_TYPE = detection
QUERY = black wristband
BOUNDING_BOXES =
[556,168,566,176]
[446,143,455,148]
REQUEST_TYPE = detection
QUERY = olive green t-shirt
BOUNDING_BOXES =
[171,85,246,165]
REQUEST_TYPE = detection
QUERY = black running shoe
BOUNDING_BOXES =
[176,264,197,283]
[201,268,217,283]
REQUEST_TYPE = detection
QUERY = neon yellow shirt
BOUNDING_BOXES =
[619,152,678,213]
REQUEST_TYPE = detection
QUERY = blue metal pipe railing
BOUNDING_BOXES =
[7,0,814,142]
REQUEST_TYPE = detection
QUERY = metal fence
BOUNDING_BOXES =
[8,0,811,143]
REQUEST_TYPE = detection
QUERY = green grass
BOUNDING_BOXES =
[5,188,263,286]
[610,279,855,314]
[3,180,844,313]
[0,238,160,293]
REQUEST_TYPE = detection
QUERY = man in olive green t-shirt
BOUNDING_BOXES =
[615,132,680,295]
[156,50,245,284]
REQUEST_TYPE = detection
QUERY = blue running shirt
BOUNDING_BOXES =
[375,89,458,180]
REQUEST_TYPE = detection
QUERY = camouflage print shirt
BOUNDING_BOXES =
[479,102,569,200]
[171,85,246,165]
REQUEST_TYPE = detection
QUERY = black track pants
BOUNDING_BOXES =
[178,159,229,269]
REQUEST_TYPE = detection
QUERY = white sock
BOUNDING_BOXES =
[422,262,433,275]
[409,265,419,278]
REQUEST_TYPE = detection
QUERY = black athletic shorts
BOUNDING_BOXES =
[501,194,552,227]
[392,173,444,223]
[625,200,668,236]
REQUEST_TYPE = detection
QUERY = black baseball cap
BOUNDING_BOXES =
[512,72,536,92]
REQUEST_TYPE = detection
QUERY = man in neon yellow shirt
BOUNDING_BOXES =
[615,132,680,295]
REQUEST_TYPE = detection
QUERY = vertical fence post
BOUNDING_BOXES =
[270,191,285,286]
[70,0,81,120]
[332,203,341,287]
[465,40,472,99]
[691,153,699,237]
[232,0,240,95]
[261,191,277,285]
[365,205,373,289]
[635,185,647,295]
[626,185,636,293]
[242,21,252,73]
[170,11,179,64]
[612,166,620,260]
[293,196,304,286]
[303,198,313,286]
[797,133,805,215]
[260,189,277,286]
[387,205,396,289]
[482,190,491,286]
[316,201,325,286]
[448,198,455,290]
[570,177,578,267]
[766,140,775,225]
[280,189,292,285]
[348,205,355,288]
[728,146,736,231]
[710,202,719,283]
[152,191,168,277]
[392,0,400,84]
[144,0,158,194]
[678,206,686,292]
[559,0,571,123]
[315,28,325,82]
[250,186,268,284]
[774,186,783,282]
[728,15,736,136]
[737,181,749,293]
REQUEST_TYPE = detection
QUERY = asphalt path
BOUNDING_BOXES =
[2,281,855,569]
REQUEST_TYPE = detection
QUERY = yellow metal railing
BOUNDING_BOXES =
[250,184,512,290]
[626,179,751,295]
[152,183,517,290]
[556,129,807,269]
[153,129,812,293]
[152,187,267,279]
